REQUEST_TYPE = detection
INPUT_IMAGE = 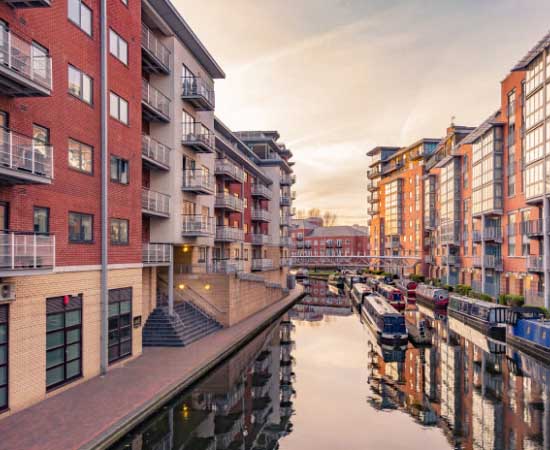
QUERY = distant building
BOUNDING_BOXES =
[291,221,370,256]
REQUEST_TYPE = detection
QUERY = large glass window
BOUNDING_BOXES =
[109,29,128,65]
[110,156,129,184]
[68,138,93,173]
[525,88,544,130]
[68,212,93,243]
[68,0,92,36]
[110,218,129,245]
[34,207,49,234]
[109,92,128,125]
[46,296,82,391]
[0,305,7,411]
[108,288,132,364]
[68,65,92,104]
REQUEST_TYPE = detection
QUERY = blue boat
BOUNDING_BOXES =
[361,294,408,346]
[506,308,550,365]
[448,294,508,340]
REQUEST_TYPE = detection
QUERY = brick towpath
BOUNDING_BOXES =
[0,288,304,450]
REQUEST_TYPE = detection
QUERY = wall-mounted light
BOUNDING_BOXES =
[204,283,212,291]
[178,283,186,290]
[182,245,190,253]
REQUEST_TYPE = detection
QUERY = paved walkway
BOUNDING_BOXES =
[0,288,304,450]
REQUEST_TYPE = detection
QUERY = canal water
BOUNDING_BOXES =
[110,279,550,450]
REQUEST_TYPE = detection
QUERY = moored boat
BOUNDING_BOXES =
[506,307,550,365]
[351,283,372,307]
[448,294,508,340]
[344,275,367,293]
[361,294,408,346]
[327,273,345,289]
[376,283,406,311]
[416,284,449,311]
[396,279,417,304]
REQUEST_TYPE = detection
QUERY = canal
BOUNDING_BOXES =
[110,279,550,450]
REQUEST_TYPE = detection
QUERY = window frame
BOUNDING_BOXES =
[0,305,8,413]
[68,212,94,243]
[110,155,129,185]
[110,218,129,246]
[109,28,128,65]
[108,288,133,364]
[68,138,93,174]
[68,64,93,105]
[109,92,129,125]
[68,0,92,37]
[33,206,50,235]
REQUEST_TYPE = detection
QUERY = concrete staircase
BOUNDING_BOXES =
[142,300,222,347]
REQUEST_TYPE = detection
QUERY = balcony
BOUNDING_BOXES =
[0,231,55,276]
[141,79,170,122]
[251,234,271,245]
[280,196,291,207]
[368,206,379,216]
[367,181,379,192]
[251,208,271,222]
[215,193,243,213]
[0,128,53,184]
[528,255,544,273]
[442,255,460,266]
[280,236,292,247]
[141,24,170,74]
[280,214,291,227]
[383,161,404,175]
[215,226,244,242]
[251,258,274,272]
[2,0,51,7]
[473,255,502,271]
[181,121,215,153]
[181,75,215,111]
[142,243,171,266]
[0,28,52,96]
[280,174,294,186]
[291,190,297,200]
[182,170,215,195]
[215,159,245,183]
[212,259,244,274]
[182,215,214,237]
[523,219,545,238]
[141,135,170,171]
[424,255,435,264]
[368,192,380,203]
[141,188,170,218]
[367,167,381,179]
[251,183,272,200]
[525,289,545,307]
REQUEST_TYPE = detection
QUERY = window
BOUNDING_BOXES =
[110,156,129,184]
[109,29,128,65]
[109,92,128,125]
[108,288,132,364]
[110,218,129,245]
[34,207,49,234]
[69,212,93,243]
[0,306,7,411]
[68,139,93,173]
[46,295,82,390]
[68,0,92,36]
[198,247,207,263]
[68,65,92,104]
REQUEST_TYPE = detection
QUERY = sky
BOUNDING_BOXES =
[174,0,550,225]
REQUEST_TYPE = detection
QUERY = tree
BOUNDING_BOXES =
[323,211,338,226]
[307,208,321,217]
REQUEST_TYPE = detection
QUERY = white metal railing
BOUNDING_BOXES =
[0,232,55,271]
[141,134,170,167]
[0,128,53,179]
[141,23,171,70]
[251,258,273,271]
[181,75,215,108]
[215,193,243,212]
[142,243,171,264]
[212,259,244,274]
[280,214,291,226]
[280,196,291,206]
[251,234,271,245]
[528,255,544,272]
[280,236,292,247]
[251,183,272,199]
[251,208,270,222]
[215,226,244,242]
[142,79,170,118]
[182,169,214,192]
[0,28,52,90]
[215,159,245,183]
[182,215,214,235]
[280,174,293,185]
[141,188,170,216]
[181,121,215,150]
[281,257,293,267]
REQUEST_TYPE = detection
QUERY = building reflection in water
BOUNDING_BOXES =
[290,278,352,322]
[367,302,550,450]
[110,317,296,450]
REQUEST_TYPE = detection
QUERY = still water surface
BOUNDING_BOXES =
[111,280,550,450]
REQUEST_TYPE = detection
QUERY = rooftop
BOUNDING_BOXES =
[462,110,503,145]
[308,225,369,238]
[512,29,550,71]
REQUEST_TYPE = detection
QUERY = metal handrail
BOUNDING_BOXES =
[0,128,53,179]
[142,79,170,117]
[181,75,215,107]
[0,231,55,270]
[141,23,171,69]
[141,134,170,167]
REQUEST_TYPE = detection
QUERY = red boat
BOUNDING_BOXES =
[376,282,406,311]
[396,279,417,304]
[416,284,449,310]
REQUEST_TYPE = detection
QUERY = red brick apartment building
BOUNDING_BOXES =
[0,0,296,417]
[368,31,550,307]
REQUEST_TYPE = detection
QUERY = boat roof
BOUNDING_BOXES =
[417,284,448,294]
[520,318,550,330]
[450,294,507,309]
[353,283,370,292]
[367,295,401,316]
[377,282,397,290]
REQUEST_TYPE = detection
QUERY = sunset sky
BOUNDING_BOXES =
[175,0,550,225]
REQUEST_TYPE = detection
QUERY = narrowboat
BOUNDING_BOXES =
[396,279,417,304]
[366,277,380,292]
[344,275,367,294]
[448,294,508,340]
[361,294,408,346]
[327,273,345,289]
[415,284,449,311]
[295,268,309,280]
[351,283,372,307]
[376,283,406,312]
[506,307,550,365]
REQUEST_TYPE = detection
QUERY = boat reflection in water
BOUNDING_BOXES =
[109,317,297,450]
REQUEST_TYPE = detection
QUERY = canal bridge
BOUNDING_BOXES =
[291,255,422,271]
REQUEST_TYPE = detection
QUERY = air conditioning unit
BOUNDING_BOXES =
[0,283,15,302]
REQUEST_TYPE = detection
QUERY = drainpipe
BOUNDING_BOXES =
[99,0,109,375]
[168,246,174,316]
[544,198,550,309]
[481,215,486,294]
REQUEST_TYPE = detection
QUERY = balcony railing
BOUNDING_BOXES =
[141,79,170,122]
[0,128,53,184]
[0,231,55,275]
[181,75,215,111]
[442,255,460,266]
[525,289,545,307]
[0,28,52,96]
[281,257,293,267]
[251,183,272,199]
[141,134,170,170]
[424,255,435,264]
[523,219,545,237]
[182,169,215,195]
[215,226,244,242]
[367,181,379,191]
[3,0,51,7]
[280,214,291,227]
[141,188,170,217]
[181,121,215,153]
[368,206,379,216]
[291,190,297,200]
[367,167,381,179]
[484,255,503,271]
[280,236,292,247]
[142,243,171,266]
[251,258,273,271]
[212,259,244,274]
[141,23,171,74]
[280,196,291,207]
[251,234,271,245]
[182,215,214,237]
[215,193,243,212]
[528,255,544,272]
[280,174,293,186]
[251,208,270,222]
[215,159,245,183]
